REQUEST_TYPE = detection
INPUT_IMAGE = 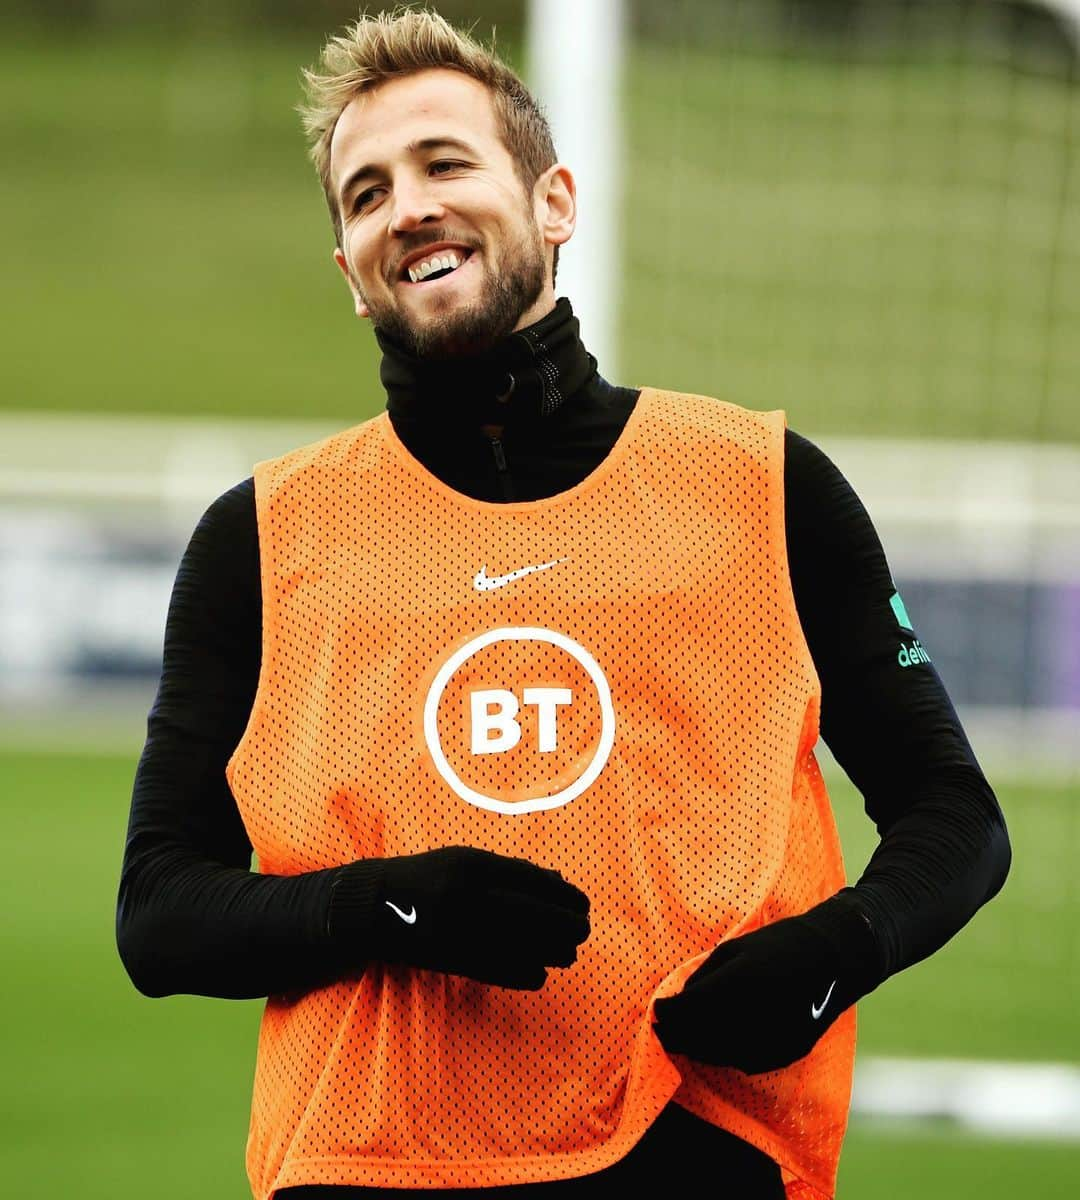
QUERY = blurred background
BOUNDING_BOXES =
[2,1,1077,1196]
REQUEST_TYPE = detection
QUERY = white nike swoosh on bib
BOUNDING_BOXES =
[473,558,567,591]
[811,979,837,1020]
[385,900,417,925]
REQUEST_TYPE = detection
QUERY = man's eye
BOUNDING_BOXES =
[430,160,462,175]
[354,188,382,212]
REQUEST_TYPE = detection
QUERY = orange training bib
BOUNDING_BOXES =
[226,388,853,1198]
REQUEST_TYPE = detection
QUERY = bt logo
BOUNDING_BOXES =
[470,688,573,754]
[424,627,615,815]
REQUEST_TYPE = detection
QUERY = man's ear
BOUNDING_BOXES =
[536,164,576,252]
[333,247,370,319]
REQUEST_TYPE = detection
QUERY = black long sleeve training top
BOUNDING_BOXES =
[116,299,1009,1194]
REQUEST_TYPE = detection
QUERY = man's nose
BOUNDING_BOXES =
[388,178,446,234]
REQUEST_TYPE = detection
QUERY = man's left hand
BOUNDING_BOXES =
[652,893,880,1074]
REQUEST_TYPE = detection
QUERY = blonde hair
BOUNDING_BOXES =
[300,7,557,249]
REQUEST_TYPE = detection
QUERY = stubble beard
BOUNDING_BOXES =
[365,224,548,360]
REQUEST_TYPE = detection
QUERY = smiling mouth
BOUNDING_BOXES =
[400,248,474,285]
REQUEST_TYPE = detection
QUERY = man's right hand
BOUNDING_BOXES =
[330,846,590,990]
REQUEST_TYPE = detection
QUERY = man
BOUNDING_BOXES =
[117,10,1010,1200]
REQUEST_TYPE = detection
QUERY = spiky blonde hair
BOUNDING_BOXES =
[299,7,556,248]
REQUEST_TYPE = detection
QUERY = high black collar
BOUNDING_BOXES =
[377,298,597,436]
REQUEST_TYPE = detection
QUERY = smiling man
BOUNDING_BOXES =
[328,69,566,357]
[116,9,1010,1200]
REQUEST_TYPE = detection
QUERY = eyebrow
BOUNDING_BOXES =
[337,136,480,208]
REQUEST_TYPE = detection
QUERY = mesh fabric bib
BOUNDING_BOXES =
[227,388,853,1199]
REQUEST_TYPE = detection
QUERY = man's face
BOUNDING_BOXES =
[330,69,564,357]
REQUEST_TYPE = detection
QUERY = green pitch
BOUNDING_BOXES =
[2,748,1076,1198]
[2,31,1078,442]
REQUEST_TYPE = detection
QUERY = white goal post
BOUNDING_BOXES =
[525,0,625,381]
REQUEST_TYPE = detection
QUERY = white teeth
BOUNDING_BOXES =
[406,251,467,282]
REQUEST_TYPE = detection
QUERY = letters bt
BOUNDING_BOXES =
[470,688,573,754]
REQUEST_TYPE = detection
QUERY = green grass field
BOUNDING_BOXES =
[3,748,1076,1198]
[2,30,1078,440]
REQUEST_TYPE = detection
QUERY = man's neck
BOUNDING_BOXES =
[376,297,597,437]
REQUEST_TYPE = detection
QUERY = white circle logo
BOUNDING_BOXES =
[423,626,615,815]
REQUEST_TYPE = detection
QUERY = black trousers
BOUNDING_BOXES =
[280,1102,785,1197]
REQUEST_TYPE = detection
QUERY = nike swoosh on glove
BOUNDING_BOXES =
[652,891,882,1074]
[329,846,590,991]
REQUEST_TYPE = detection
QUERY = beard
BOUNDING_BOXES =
[363,221,547,359]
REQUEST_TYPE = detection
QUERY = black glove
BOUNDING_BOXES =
[329,846,590,990]
[652,892,881,1073]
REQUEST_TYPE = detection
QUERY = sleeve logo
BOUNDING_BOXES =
[891,590,932,667]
